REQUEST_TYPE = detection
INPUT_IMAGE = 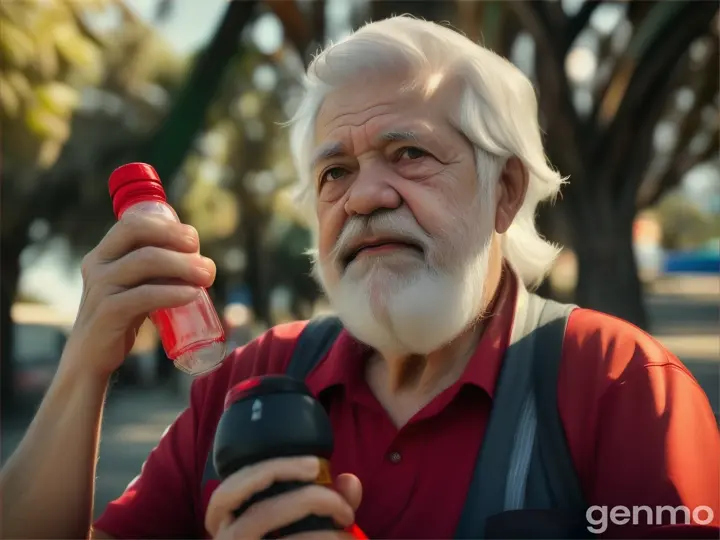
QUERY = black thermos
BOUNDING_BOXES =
[212,375,336,538]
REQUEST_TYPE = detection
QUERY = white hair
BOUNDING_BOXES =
[287,15,565,288]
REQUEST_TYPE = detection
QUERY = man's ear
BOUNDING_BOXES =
[495,156,528,234]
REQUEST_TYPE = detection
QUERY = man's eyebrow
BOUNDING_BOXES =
[311,130,428,169]
[311,142,345,170]
[377,130,419,143]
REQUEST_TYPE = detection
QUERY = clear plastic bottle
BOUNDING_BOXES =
[108,162,227,376]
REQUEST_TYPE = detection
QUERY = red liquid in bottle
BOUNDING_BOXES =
[148,292,226,372]
[109,163,227,376]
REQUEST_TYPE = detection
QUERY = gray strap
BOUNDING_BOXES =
[285,315,344,380]
[529,299,585,510]
[504,391,538,509]
[455,285,543,538]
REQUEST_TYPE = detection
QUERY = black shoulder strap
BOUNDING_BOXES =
[455,286,540,538]
[529,297,585,510]
[285,315,344,380]
[454,288,584,539]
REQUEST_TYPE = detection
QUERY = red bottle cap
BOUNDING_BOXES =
[108,162,167,218]
[345,523,368,539]
[223,375,313,411]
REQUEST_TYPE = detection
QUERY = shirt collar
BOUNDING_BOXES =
[306,265,519,400]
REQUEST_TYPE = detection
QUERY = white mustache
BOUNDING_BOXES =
[331,209,431,264]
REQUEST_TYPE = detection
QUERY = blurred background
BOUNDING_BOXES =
[1,0,718,517]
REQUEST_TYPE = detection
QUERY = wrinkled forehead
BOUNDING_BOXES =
[311,72,463,160]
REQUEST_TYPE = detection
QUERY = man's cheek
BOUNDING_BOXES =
[317,217,344,259]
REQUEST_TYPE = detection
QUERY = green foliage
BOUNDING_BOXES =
[1,0,191,252]
[0,0,106,172]
[180,41,300,244]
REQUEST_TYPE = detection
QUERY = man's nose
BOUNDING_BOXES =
[344,165,401,216]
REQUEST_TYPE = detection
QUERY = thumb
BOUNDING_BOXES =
[335,473,362,511]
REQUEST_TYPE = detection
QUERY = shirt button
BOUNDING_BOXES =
[388,451,402,464]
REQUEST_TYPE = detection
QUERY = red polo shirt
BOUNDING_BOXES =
[94,271,720,539]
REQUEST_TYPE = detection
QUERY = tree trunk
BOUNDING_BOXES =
[534,278,552,300]
[371,0,450,22]
[242,210,273,327]
[140,0,258,182]
[572,215,648,330]
[210,265,228,318]
[534,200,567,301]
[0,238,24,416]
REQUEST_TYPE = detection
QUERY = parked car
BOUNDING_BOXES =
[11,304,163,403]
[11,303,72,408]
[115,319,161,387]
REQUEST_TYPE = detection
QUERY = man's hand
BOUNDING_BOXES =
[61,213,216,379]
[206,456,363,540]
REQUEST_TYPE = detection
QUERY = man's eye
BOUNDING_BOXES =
[321,167,346,183]
[398,146,428,160]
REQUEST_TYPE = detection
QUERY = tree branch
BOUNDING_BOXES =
[479,1,506,52]
[614,58,685,219]
[634,39,719,209]
[665,39,719,150]
[563,0,602,52]
[531,0,566,42]
[640,128,719,209]
[311,0,327,51]
[499,5,522,59]
[140,0,258,182]
[68,1,109,49]
[265,0,314,65]
[592,1,718,195]
[626,43,720,212]
[626,1,660,28]
[370,0,448,22]
[590,1,681,130]
[457,0,482,44]
[507,2,587,181]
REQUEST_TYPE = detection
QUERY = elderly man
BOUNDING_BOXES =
[2,16,718,540]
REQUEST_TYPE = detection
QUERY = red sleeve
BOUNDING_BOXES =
[560,309,720,539]
[92,378,206,539]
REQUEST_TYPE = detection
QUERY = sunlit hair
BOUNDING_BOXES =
[287,15,566,288]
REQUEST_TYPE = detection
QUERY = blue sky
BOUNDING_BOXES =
[125,0,228,53]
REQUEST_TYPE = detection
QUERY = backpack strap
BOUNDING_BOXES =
[285,315,344,380]
[516,297,590,539]
[454,286,583,539]
[527,298,585,510]
[454,285,540,538]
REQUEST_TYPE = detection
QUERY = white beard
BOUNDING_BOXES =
[314,196,495,358]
